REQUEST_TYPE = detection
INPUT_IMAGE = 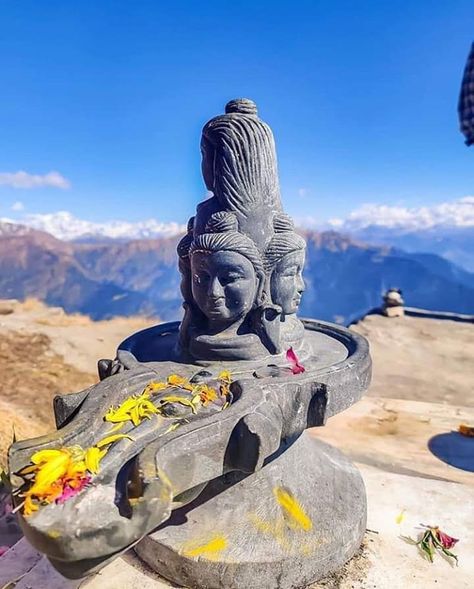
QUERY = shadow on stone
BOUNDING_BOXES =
[428,432,474,472]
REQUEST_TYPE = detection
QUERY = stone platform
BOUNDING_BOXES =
[135,434,366,589]
[2,454,472,589]
[80,461,474,589]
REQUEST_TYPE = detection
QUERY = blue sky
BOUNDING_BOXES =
[0,0,473,225]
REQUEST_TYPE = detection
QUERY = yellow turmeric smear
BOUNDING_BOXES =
[274,487,313,531]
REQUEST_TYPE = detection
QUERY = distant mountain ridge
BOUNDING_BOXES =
[323,196,474,272]
[4,197,473,272]
[0,221,473,324]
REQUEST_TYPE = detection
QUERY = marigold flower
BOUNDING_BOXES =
[167,374,194,391]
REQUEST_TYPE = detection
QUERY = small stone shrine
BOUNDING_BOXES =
[382,288,405,318]
[8,99,371,589]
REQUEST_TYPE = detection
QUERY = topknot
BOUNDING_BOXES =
[225,98,258,116]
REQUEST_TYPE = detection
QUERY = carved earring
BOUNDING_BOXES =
[253,271,266,308]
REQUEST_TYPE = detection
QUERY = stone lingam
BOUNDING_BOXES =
[8,99,371,589]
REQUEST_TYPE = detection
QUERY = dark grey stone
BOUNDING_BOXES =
[7,99,372,588]
[136,434,366,589]
[8,320,370,583]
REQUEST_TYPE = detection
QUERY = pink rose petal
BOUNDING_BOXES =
[437,529,459,549]
[286,347,305,374]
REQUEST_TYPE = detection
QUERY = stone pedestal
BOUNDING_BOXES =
[135,433,366,589]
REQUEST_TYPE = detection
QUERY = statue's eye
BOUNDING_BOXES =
[282,266,298,277]
[220,273,242,285]
[194,273,210,286]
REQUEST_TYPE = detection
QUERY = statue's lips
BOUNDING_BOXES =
[206,300,227,314]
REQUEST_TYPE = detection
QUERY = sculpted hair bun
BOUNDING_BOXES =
[205,211,239,233]
[273,213,295,233]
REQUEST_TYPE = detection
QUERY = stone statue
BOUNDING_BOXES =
[8,98,371,589]
[179,99,306,361]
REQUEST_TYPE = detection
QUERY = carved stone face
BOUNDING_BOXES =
[191,250,258,328]
[270,250,305,314]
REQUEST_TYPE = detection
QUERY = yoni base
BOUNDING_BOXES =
[135,433,366,589]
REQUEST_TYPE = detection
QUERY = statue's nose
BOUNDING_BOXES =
[208,276,224,299]
[297,274,306,293]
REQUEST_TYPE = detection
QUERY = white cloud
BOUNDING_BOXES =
[329,196,474,231]
[19,211,185,241]
[11,201,25,211]
[0,171,71,189]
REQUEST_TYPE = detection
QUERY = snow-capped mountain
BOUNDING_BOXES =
[322,197,474,272]
[327,196,474,232]
[0,220,35,237]
[2,211,186,242]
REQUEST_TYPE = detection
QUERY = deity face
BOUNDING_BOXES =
[270,250,305,314]
[191,250,258,329]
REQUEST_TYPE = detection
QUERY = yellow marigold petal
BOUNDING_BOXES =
[199,385,217,404]
[84,447,105,474]
[108,422,125,433]
[29,454,71,495]
[144,381,168,394]
[30,449,65,465]
[191,393,202,408]
[139,400,159,419]
[395,509,406,524]
[67,459,87,479]
[167,374,185,385]
[219,383,230,398]
[18,464,39,476]
[160,395,197,414]
[96,433,134,449]
[23,496,38,517]
[130,405,141,426]
[68,446,86,463]
[164,422,181,434]
[218,370,232,383]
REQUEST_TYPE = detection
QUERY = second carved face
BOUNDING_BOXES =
[270,249,305,314]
